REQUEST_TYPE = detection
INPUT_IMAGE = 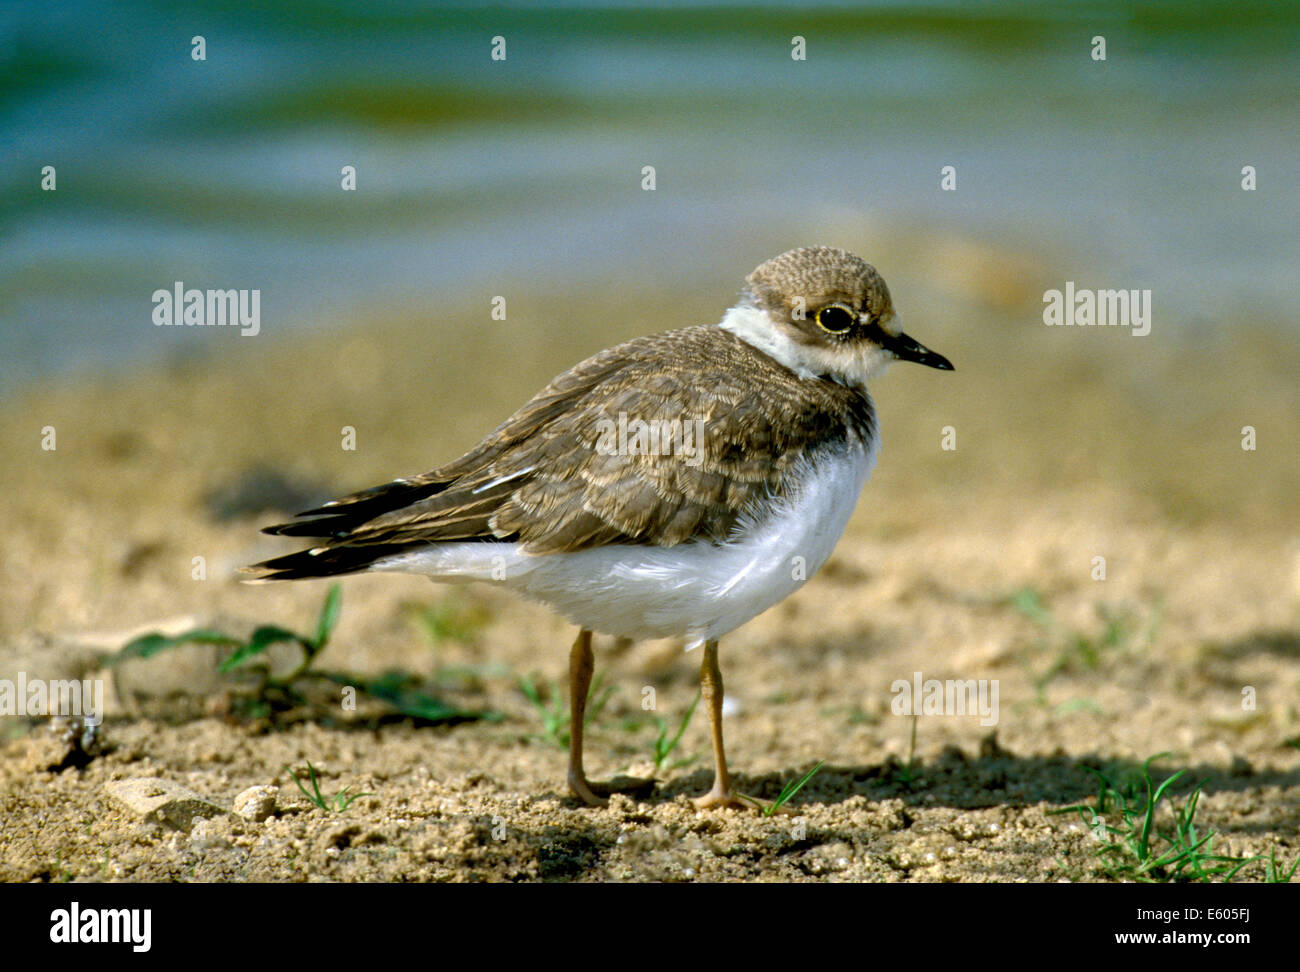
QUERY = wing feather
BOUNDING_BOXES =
[247,325,875,578]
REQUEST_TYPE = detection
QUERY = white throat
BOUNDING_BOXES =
[719,304,819,379]
[718,303,893,391]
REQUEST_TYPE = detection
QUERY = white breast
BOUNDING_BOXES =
[371,436,878,644]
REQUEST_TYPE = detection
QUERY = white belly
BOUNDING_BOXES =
[371,441,876,643]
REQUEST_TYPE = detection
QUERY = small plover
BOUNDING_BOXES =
[246,246,952,809]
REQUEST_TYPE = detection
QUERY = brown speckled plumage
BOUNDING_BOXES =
[252,325,875,577]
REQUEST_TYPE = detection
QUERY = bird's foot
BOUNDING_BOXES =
[692,785,787,813]
[568,773,656,807]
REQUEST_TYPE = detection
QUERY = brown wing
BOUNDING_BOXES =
[248,326,873,577]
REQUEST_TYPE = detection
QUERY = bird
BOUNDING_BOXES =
[245,245,953,810]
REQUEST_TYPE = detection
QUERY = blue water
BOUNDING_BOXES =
[2,1,1297,392]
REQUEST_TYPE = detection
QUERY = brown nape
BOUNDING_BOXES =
[745,245,891,323]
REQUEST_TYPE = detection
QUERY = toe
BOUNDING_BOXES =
[692,788,770,812]
[567,774,609,808]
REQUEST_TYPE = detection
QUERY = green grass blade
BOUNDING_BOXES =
[286,762,326,811]
[217,624,303,672]
[334,786,373,812]
[764,759,825,816]
[1138,754,1179,860]
[112,629,243,664]
[312,583,343,651]
[349,670,500,723]
[653,691,701,771]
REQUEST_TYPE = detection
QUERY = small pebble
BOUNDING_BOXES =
[233,785,279,822]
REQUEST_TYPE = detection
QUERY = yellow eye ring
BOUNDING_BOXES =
[814,303,856,333]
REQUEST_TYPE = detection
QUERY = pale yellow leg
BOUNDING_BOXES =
[692,639,774,811]
[566,629,654,806]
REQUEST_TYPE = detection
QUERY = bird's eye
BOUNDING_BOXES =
[814,304,856,333]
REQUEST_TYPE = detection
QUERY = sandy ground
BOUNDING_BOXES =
[2,234,1298,882]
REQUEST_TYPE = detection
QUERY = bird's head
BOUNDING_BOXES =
[722,245,953,389]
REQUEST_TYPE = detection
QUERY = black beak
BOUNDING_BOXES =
[883,331,954,371]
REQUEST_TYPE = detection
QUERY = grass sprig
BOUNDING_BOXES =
[109,584,495,724]
[1051,752,1258,882]
[652,691,701,773]
[519,670,615,748]
[285,760,372,813]
[764,760,825,816]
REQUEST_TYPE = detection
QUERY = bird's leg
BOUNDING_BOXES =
[566,629,604,805]
[693,639,774,811]
[566,629,653,807]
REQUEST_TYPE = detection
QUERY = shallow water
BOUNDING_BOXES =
[2,1,1297,392]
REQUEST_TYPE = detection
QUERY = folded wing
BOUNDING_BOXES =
[245,326,872,579]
